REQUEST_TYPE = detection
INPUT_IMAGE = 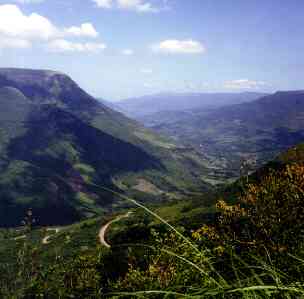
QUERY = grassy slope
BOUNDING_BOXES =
[3,146,300,266]
[0,69,211,227]
[0,216,107,277]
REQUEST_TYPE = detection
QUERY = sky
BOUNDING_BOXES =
[0,0,303,101]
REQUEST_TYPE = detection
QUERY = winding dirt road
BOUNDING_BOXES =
[42,228,60,245]
[99,212,132,248]
[13,213,131,248]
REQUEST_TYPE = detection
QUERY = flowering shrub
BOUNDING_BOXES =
[210,164,304,254]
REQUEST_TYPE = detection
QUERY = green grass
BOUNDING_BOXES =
[0,181,303,298]
[134,130,177,149]
[0,160,31,185]
[74,163,96,174]
[76,192,96,205]
[152,201,189,223]
[0,216,107,270]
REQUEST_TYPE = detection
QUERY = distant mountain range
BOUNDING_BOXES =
[115,92,267,119]
[0,68,211,227]
[104,90,304,182]
[123,90,304,181]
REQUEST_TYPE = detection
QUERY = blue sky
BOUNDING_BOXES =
[0,0,303,100]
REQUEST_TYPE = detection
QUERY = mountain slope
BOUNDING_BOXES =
[0,68,210,227]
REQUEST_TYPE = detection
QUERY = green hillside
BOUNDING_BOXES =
[0,68,211,227]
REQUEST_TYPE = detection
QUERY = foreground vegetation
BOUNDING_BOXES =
[0,144,304,298]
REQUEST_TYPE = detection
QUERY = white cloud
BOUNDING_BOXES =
[121,48,134,55]
[0,4,59,40]
[47,39,106,53]
[152,39,206,54]
[0,37,31,49]
[117,0,158,12]
[93,0,113,8]
[0,5,98,40]
[93,0,160,13]
[64,23,99,38]
[224,79,267,90]
[140,68,153,74]
[0,4,104,51]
